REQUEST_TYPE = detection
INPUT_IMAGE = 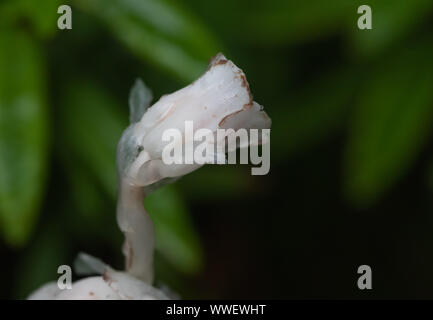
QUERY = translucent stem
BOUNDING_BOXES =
[116,180,154,283]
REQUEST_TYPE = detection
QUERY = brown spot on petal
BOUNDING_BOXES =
[209,53,253,110]
[208,53,228,69]
[214,59,228,66]
[218,109,243,128]
[237,72,253,109]
[243,101,253,109]
[103,270,110,282]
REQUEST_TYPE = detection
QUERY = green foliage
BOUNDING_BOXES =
[240,0,352,44]
[60,80,126,198]
[0,0,65,38]
[0,29,49,246]
[344,40,433,205]
[348,0,433,56]
[146,185,203,274]
[74,0,221,82]
[273,69,358,157]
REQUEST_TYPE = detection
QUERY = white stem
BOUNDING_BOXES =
[116,180,154,283]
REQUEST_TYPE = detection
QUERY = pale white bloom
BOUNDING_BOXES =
[28,53,271,300]
[118,53,271,188]
[28,254,169,300]
[116,53,271,288]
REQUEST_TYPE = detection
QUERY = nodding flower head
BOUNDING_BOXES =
[28,54,271,300]
[117,53,271,190]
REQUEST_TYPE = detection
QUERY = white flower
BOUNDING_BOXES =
[28,53,271,300]
[115,53,271,289]
[28,254,170,300]
[117,53,271,188]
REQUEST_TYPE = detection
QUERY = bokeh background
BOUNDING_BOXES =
[1,0,433,299]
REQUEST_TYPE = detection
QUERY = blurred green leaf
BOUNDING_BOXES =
[60,80,126,198]
[180,165,259,200]
[61,155,123,248]
[241,0,352,45]
[273,69,358,158]
[146,185,203,274]
[0,29,49,246]
[66,162,106,222]
[26,0,65,38]
[234,0,433,51]
[344,40,433,206]
[0,1,21,28]
[14,221,69,299]
[74,0,221,82]
[0,0,65,38]
[347,0,433,57]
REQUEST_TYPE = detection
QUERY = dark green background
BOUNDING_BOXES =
[1,0,433,299]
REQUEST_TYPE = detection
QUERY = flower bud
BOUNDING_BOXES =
[118,53,271,188]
